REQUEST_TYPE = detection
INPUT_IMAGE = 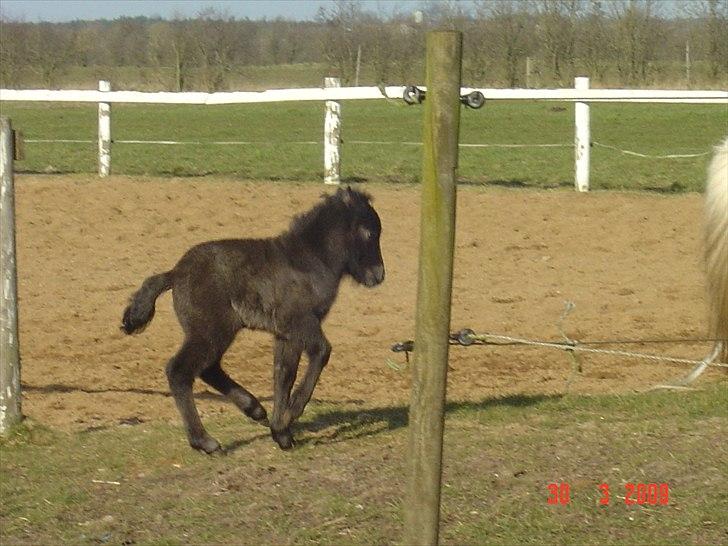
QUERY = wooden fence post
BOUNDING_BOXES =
[404,30,462,546]
[324,77,341,185]
[98,80,111,177]
[574,76,590,192]
[0,117,22,434]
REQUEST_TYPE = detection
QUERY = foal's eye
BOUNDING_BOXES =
[359,227,372,241]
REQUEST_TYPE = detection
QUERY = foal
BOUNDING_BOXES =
[121,187,384,452]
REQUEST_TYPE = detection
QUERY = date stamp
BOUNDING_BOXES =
[547,482,669,506]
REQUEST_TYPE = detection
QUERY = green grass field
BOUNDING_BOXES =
[1,384,726,545]
[1,100,725,191]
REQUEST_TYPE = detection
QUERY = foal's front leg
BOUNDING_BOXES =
[270,337,302,449]
[286,332,331,425]
[270,318,331,449]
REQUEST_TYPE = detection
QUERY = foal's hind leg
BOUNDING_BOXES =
[166,339,222,454]
[200,363,269,425]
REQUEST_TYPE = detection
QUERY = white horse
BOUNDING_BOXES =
[677,137,728,385]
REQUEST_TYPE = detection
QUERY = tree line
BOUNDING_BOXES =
[1,0,726,91]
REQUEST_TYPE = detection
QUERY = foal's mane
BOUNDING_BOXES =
[288,187,373,236]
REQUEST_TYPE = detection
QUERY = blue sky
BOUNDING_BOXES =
[1,0,685,23]
[1,0,411,22]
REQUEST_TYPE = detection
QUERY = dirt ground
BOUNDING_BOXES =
[12,175,725,431]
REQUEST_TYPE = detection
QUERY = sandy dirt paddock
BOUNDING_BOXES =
[13,175,724,430]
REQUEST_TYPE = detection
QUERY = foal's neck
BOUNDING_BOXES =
[282,207,349,276]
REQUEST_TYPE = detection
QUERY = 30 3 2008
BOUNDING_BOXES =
[547,482,670,506]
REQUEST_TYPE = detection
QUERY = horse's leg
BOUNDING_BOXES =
[200,363,268,425]
[285,331,331,425]
[166,339,222,454]
[270,337,302,449]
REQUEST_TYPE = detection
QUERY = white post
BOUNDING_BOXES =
[0,117,22,434]
[574,77,590,192]
[526,57,532,88]
[324,77,341,185]
[98,80,111,177]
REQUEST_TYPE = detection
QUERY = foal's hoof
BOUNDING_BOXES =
[191,436,224,455]
[271,428,296,450]
[246,405,269,426]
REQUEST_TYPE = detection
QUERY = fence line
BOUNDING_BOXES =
[23,138,572,148]
[2,86,726,104]
[22,138,712,155]
[2,79,727,190]
[591,141,712,159]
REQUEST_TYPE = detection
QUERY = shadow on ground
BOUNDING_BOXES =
[22,381,558,451]
[291,393,560,447]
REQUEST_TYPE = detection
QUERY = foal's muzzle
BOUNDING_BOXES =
[364,265,385,287]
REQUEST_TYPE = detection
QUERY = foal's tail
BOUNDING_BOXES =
[704,137,728,362]
[121,271,173,335]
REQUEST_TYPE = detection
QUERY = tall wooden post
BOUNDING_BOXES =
[404,31,462,546]
[0,117,22,434]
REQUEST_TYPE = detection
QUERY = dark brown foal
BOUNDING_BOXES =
[121,187,384,452]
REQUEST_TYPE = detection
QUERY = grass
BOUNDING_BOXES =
[1,383,727,545]
[0,100,725,191]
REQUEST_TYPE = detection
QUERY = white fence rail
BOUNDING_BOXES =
[2,85,725,104]
[1,79,726,190]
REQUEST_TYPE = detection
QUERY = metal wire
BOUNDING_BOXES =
[392,330,728,369]
[458,330,728,368]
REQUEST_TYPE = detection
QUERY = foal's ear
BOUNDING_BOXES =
[337,185,355,206]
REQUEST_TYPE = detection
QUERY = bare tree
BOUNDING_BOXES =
[192,8,240,91]
[703,0,728,79]
[609,0,661,85]
[420,0,469,29]
[682,0,728,81]
[579,0,610,83]
[148,18,197,91]
[535,0,580,85]
[1,4,726,91]
[72,22,111,67]
[318,1,368,84]
[476,0,533,87]
[25,22,74,87]
[0,14,29,87]
[106,17,149,68]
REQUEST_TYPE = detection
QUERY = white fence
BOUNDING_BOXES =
[1,78,726,191]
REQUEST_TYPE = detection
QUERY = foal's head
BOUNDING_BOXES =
[291,186,385,287]
[336,187,385,287]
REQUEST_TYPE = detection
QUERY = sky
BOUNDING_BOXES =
[1,0,410,22]
[1,0,686,23]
